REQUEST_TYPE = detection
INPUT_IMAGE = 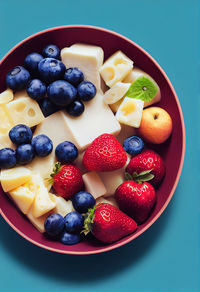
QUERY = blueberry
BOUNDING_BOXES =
[42,44,60,59]
[24,52,43,75]
[66,100,85,117]
[45,213,65,237]
[64,211,83,233]
[38,98,60,117]
[16,144,35,165]
[9,124,33,145]
[123,136,144,156]
[64,67,84,86]
[6,66,30,91]
[60,231,80,245]
[47,80,77,107]
[55,141,78,163]
[26,79,46,100]
[72,191,95,214]
[38,58,65,83]
[77,81,96,101]
[0,148,17,169]
[32,134,53,157]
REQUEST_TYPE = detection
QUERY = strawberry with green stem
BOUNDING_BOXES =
[50,162,84,199]
[115,169,156,224]
[83,203,137,243]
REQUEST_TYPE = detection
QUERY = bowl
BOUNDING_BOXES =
[0,25,185,255]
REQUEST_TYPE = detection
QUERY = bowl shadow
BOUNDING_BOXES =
[0,191,175,284]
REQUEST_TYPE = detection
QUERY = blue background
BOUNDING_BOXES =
[0,0,199,291]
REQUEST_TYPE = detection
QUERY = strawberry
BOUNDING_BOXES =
[126,150,165,185]
[115,171,156,224]
[83,134,127,172]
[83,203,137,243]
[50,162,84,199]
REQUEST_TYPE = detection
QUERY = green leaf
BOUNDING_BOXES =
[82,206,96,236]
[132,169,155,184]
[48,162,62,184]
[126,76,158,102]
[125,172,133,181]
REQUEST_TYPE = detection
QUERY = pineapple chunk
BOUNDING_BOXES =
[9,184,35,214]
[0,167,32,192]
[32,173,56,218]
[50,193,74,217]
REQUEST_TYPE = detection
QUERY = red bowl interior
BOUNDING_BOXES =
[0,25,185,255]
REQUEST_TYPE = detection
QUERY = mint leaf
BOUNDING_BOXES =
[126,76,158,102]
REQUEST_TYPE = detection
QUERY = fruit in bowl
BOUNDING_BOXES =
[0,25,185,255]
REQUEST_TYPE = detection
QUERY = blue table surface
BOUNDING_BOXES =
[0,0,199,291]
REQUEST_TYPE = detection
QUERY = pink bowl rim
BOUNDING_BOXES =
[0,24,186,255]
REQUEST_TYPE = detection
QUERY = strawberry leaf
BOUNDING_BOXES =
[125,172,133,181]
[48,162,62,184]
[132,169,154,184]
[82,206,96,236]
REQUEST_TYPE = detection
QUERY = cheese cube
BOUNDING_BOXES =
[31,173,56,218]
[123,68,161,108]
[27,207,52,233]
[29,110,79,178]
[99,51,133,87]
[0,166,32,192]
[104,82,131,104]
[83,172,107,199]
[9,184,35,214]
[62,93,121,151]
[49,194,74,217]
[98,155,130,197]
[0,89,14,104]
[61,44,104,91]
[7,96,45,128]
[116,97,144,128]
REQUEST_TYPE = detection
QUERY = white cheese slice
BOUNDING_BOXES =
[99,51,133,87]
[49,194,74,217]
[27,153,56,180]
[61,43,104,91]
[33,111,78,149]
[61,93,121,151]
[104,82,131,104]
[27,207,52,233]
